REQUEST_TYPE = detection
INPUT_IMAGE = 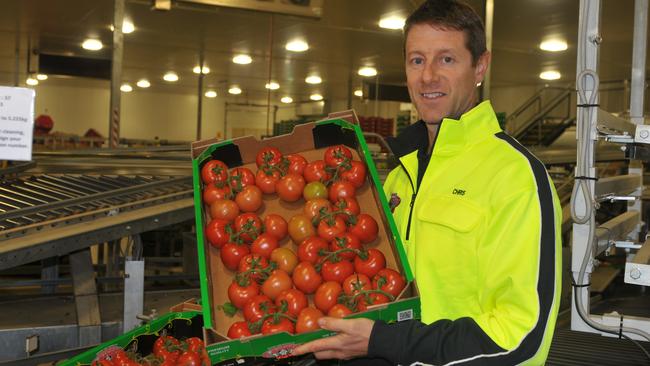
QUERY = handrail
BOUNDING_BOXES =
[512,89,573,139]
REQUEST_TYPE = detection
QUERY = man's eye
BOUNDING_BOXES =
[442,56,454,64]
[411,57,424,65]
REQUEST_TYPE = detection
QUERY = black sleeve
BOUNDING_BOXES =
[367,318,506,365]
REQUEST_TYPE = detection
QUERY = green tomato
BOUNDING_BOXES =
[303,181,328,200]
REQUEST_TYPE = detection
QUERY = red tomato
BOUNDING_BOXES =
[304,198,332,222]
[185,337,205,353]
[205,219,232,248]
[243,294,276,322]
[321,259,354,284]
[256,147,283,167]
[261,317,295,335]
[303,160,331,183]
[255,169,280,194]
[234,213,263,243]
[354,248,386,278]
[303,181,328,201]
[342,273,372,296]
[297,236,329,264]
[210,199,240,222]
[314,281,342,313]
[372,268,406,298]
[292,261,323,294]
[286,153,308,176]
[201,159,229,184]
[288,214,316,244]
[328,180,356,203]
[296,307,324,334]
[153,335,181,362]
[270,247,298,274]
[228,278,259,309]
[202,183,231,205]
[251,233,279,259]
[235,185,263,212]
[227,321,253,338]
[357,292,390,311]
[261,269,293,300]
[329,232,362,261]
[229,167,255,192]
[276,173,306,202]
[317,217,347,242]
[176,351,201,366]
[264,214,288,240]
[332,197,360,222]
[324,145,353,167]
[327,303,353,318]
[349,214,379,243]
[340,160,367,188]
[221,242,250,271]
[238,254,269,282]
[275,288,308,318]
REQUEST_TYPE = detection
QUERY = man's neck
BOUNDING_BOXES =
[426,123,440,154]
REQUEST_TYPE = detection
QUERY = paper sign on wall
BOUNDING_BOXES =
[0,86,35,161]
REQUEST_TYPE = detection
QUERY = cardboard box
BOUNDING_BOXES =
[191,111,420,363]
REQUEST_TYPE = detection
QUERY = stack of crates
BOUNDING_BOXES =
[358,116,395,151]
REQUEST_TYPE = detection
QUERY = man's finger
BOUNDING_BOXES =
[313,350,344,360]
[318,316,353,332]
[292,334,345,356]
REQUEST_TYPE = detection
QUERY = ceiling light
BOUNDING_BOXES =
[120,83,133,92]
[354,89,363,97]
[378,16,405,30]
[310,93,323,101]
[26,77,38,86]
[281,96,293,104]
[286,40,309,52]
[228,86,242,95]
[193,66,210,74]
[82,39,103,51]
[136,79,150,88]
[539,39,568,52]
[163,72,179,82]
[305,75,322,84]
[539,70,561,80]
[205,90,217,98]
[358,67,377,77]
[232,54,252,65]
[110,20,135,34]
[265,82,280,90]
[36,74,48,81]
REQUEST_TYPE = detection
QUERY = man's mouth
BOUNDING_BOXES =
[420,92,446,99]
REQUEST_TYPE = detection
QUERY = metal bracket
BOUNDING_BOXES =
[596,194,637,203]
[611,240,643,249]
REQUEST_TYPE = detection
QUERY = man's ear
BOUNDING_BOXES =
[474,51,491,84]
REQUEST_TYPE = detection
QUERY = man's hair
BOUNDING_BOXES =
[404,0,486,66]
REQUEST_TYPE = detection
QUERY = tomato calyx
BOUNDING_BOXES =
[248,310,296,334]
[314,248,359,272]
[236,261,277,285]
[218,302,239,317]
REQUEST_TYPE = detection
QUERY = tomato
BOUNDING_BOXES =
[297,236,329,264]
[255,169,280,194]
[270,247,298,274]
[201,159,229,184]
[296,307,324,334]
[228,278,259,309]
[203,183,231,204]
[238,254,269,282]
[153,335,181,362]
[333,197,360,222]
[292,261,323,294]
[314,281,342,313]
[205,219,232,248]
[321,259,354,284]
[328,180,356,203]
[228,321,253,339]
[275,288,307,318]
[285,153,308,175]
[229,167,255,192]
[329,232,362,260]
[353,249,385,278]
[342,273,372,296]
[234,213,263,243]
[235,185,263,212]
[357,292,390,311]
[185,337,205,353]
[256,146,283,167]
[243,294,276,322]
[92,360,113,366]
[303,160,331,183]
[251,233,279,259]
[261,316,295,335]
[303,181,328,201]
[262,269,293,300]
[264,214,288,240]
[112,352,140,366]
[303,198,332,222]
[221,242,250,271]
[324,145,352,167]
[276,173,306,202]
[340,160,367,188]
[372,268,406,298]
[176,351,201,366]
[288,214,316,244]
[327,303,353,318]
[317,216,347,242]
[210,199,240,222]
[349,213,379,243]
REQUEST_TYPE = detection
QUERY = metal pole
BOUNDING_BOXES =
[14,17,20,86]
[265,15,274,137]
[197,41,205,140]
[483,0,494,100]
[109,0,125,148]
[374,75,379,117]
[347,69,353,109]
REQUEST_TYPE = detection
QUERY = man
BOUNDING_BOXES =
[293,1,562,365]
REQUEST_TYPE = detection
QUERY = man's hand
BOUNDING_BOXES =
[292,317,374,360]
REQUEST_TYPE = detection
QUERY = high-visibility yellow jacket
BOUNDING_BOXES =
[368,101,562,365]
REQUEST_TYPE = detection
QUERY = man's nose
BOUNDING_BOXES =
[421,62,440,84]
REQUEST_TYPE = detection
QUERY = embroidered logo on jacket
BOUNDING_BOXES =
[389,193,401,212]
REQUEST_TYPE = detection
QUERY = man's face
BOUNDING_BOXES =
[405,23,490,124]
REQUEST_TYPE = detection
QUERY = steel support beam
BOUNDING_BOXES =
[109,0,124,148]
[594,174,642,199]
